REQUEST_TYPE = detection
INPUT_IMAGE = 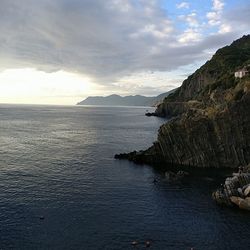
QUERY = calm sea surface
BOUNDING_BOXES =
[0,104,249,250]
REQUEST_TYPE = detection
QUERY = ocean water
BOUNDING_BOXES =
[0,104,249,250]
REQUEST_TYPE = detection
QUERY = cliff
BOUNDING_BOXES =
[115,35,250,168]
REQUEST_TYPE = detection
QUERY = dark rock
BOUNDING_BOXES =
[153,178,158,184]
[145,112,157,117]
[114,146,165,165]
[165,170,189,181]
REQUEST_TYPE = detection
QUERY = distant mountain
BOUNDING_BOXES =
[77,90,177,107]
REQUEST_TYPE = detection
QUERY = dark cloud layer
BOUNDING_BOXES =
[0,0,249,85]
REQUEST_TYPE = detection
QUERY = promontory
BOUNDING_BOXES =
[115,35,250,169]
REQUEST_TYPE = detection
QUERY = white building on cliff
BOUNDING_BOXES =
[234,67,249,78]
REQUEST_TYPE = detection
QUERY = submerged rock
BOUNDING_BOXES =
[165,170,189,181]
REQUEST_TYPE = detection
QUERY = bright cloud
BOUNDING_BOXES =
[207,0,224,26]
[206,0,236,34]
[178,28,202,44]
[219,23,231,34]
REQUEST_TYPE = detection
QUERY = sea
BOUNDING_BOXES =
[0,104,249,250]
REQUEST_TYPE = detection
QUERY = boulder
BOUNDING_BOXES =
[244,185,250,197]
[212,169,250,210]
[230,196,250,211]
[237,188,244,197]
[230,196,242,206]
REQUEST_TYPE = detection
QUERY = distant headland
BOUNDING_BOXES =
[77,90,176,107]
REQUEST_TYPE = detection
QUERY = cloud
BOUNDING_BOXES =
[0,0,249,91]
[207,11,221,26]
[178,28,202,44]
[221,4,250,34]
[206,0,224,26]
[179,12,199,27]
[212,0,224,11]
[0,0,176,83]
[176,2,190,9]
[177,11,202,44]
[219,24,231,34]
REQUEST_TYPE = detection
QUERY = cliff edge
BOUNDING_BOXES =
[115,35,250,168]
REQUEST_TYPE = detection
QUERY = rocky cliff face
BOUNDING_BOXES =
[115,35,250,169]
[142,90,250,168]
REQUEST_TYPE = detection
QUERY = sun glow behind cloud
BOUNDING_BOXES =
[0,69,95,105]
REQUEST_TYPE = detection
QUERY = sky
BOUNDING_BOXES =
[0,0,249,105]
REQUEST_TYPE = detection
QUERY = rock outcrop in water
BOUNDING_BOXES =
[212,165,250,210]
[115,35,250,169]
